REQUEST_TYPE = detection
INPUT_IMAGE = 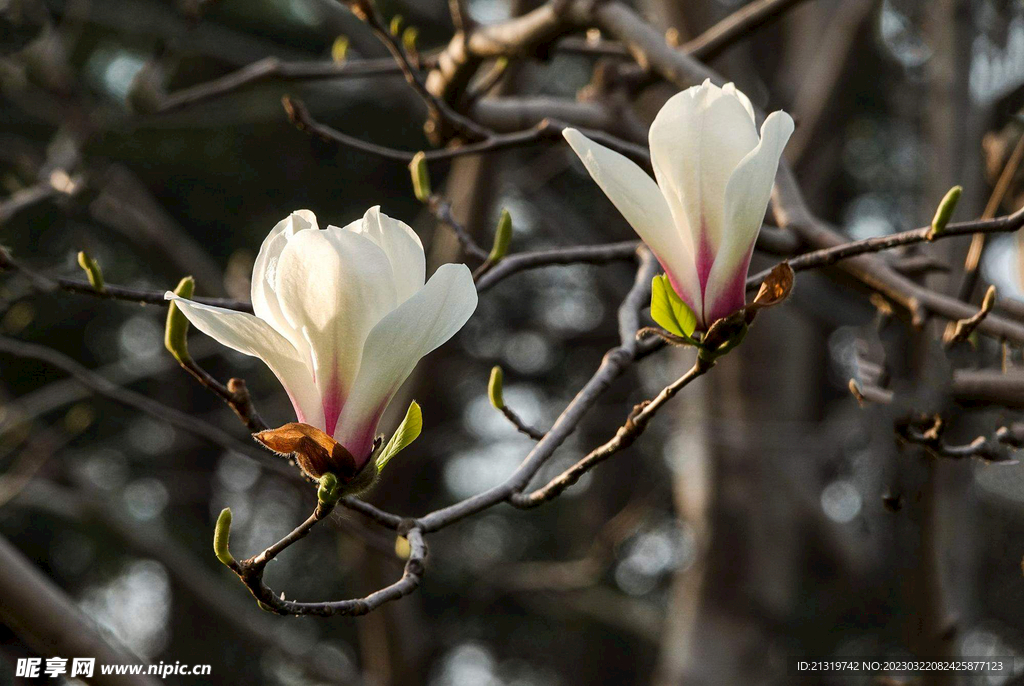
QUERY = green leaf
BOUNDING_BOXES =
[375,401,422,472]
[164,276,195,364]
[213,508,234,566]
[488,366,504,409]
[650,274,697,339]
[408,151,431,203]
[77,250,105,292]
[929,185,962,239]
[488,209,512,263]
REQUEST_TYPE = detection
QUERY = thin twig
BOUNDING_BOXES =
[500,405,546,441]
[428,196,490,261]
[681,0,814,61]
[0,248,251,311]
[510,354,713,508]
[746,206,1024,287]
[156,57,409,112]
[414,247,658,532]
[345,0,492,141]
[955,131,1024,301]
[0,335,287,474]
[283,96,558,162]
[475,241,640,291]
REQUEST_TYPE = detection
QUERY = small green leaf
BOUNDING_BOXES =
[408,151,431,203]
[488,366,504,409]
[213,508,234,566]
[650,274,697,339]
[402,26,418,53]
[375,401,422,472]
[928,185,962,239]
[488,209,512,263]
[331,36,349,63]
[77,250,105,292]
[165,276,195,364]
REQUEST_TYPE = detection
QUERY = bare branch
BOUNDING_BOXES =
[475,241,640,291]
[511,354,713,508]
[0,247,250,311]
[0,533,161,686]
[283,95,561,162]
[415,247,659,532]
[156,57,407,112]
[681,0,815,61]
[0,335,289,475]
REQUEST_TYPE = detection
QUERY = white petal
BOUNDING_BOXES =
[333,263,477,462]
[341,206,425,304]
[251,210,318,356]
[648,80,760,260]
[274,228,398,429]
[722,82,756,124]
[563,127,700,307]
[165,294,324,428]
[704,110,795,319]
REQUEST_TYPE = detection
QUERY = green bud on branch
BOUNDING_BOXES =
[488,209,513,264]
[488,366,504,409]
[213,508,234,566]
[331,36,349,63]
[164,276,195,364]
[402,26,418,53]
[395,535,411,559]
[77,251,105,292]
[318,472,340,505]
[409,151,431,203]
[928,185,962,240]
[389,14,403,35]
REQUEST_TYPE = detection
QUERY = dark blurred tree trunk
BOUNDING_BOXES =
[910,2,982,681]
[649,3,831,681]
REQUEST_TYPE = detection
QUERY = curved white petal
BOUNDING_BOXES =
[251,210,317,355]
[704,110,795,322]
[341,206,425,304]
[648,80,760,265]
[333,263,477,463]
[274,228,398,430]
[165,294,324,428]
[722,82,756,124]
[563,127,700,308]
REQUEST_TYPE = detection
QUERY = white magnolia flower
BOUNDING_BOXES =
[564,79,794,330]
[167,207,477,469]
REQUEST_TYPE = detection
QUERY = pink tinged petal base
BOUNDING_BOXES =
[695,225,716,329]
[336,399,389,470]
[658,228,749,331]
[703,252,752,325]
[320,372,346,439]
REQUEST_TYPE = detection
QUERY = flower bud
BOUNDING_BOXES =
[488,209,512,264]
[488,366,504,409]
[928,185,962,240]
[164,276,195,364]
[409,152,431,203]
[77,251,105,292]
[318,472,340,505]
[213,508,234,566]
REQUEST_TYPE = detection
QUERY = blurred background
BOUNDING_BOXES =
[3,0,1024,684]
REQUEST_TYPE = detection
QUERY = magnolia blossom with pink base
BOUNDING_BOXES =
[564,79,794,330]
[167,207,477,468]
